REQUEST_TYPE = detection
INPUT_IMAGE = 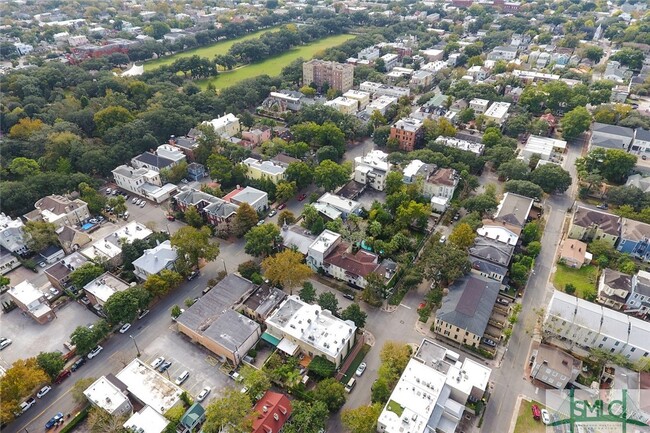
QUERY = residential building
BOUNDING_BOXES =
[242,127,271,145]
[589,122,634,151]
[469,236,515,269]
[365,95,398,115]
[241,284,287,323]
[45,252,88,290]
[84,376,133,417]
[626,270,650,318]
[469,98,490,114]
[380,53,399,71]
[186,163,206,181]
[80,222,152,267]
[598,268,631,310]
[631,128,650,156]
[112,165,177,203]
[280,224,318,255]
[530,344,581,389]
[302,60,354,92]
[0,213,28,255]
[390,117,424,151]
[173,188,238,233]
[168,136,199,161]
[434,136,485,155]
[24,195,90,229]
[410,70,435,87]
[559,239,592,269]
[402,159,431,185]
[264,295,356,367]
[603,61,630,83]
[261,91,309,113]
[202,113,241,138]
[494,192,535,228]
[476,222,519,246]
[131,150,178,173]
[487,46,518,61]
[377,338,491,433]
[115,358,183,414]
[223,186,268,213]
[123,406,169,433]
[433,274,501,348]
[469,255,508,283]
[8,281,55,324]
[242,158,286,184]
[314,193,361,220]
[39,245,65,265]
[176,404,205,433]
[543,290,650,361]
[354,150,391,191]
[626,174,650,193]
[343,90,371,109]
[57,226,92,255]
[177,274,260,365]
[359,81,410,98]
[323,242,392,289]
[420,48,444,61]
[324,96,359,115]
[521,135,567,163]
[358,46,380,61]
[306,230,343,271]
[132,240,177,281]
[0,247,20,275]
[251,392,292,433]
[483,101,511,125]
[425,167,459,212]
[568,206,621,246]
[617,218,650,262]
[84,272,130,307]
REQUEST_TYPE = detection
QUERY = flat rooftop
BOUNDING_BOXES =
[123,406,169,433]
[84,272,130,304]
[115,358,183,414]
[84,376,130,414]
[308,229,341,254]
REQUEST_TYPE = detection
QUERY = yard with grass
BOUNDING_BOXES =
[386,400,404,417]
[143,26,282,71]
[553,263,599,299]
[198,33,355,89]
[514,400,547,433]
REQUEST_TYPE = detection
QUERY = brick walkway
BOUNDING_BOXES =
[335,332,367,381]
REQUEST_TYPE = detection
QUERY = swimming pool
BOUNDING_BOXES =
[81,223,95,231]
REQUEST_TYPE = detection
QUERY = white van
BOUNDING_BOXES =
[344,377,356,393]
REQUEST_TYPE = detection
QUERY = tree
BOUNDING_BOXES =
[71,326,100,356]
[561,106,591,140]
[23,220,58,252]
[457,107,476,124]
[204,388,252,433]
[87,407,129,433]
[107,195,127,216]
[299,281,317,303]
[234,203,259,237]
[184,206,204,228]
[317,291,339,315]
[564,283,576,295]
[0,358,49,424]
[362,272,388,305]
[79,182,107,214]
[581,45,604,63]
[341,303,367,328]
[283,401,329,433]
[278,210,296,226]
[206,154,234,185]
[521,222,541,244]
[244,223,281,257]
[300,86,316,97]
[423,244,470,286]
[504,180,544,199]
[312,378,346,412]
[463,194,498,215]
[599,149,637,183]
[307,356,337,380]
[610,47,644,70]
[36,352,65,381]
[262,250,313,293]
[314,160,351,192]
[70,263,105,289]
[238,260,261,280]
[482,127,502,147]
[449,223,475,250]
[276,181,297,203]
[497,160,530,181]
[8,157,40,178]
[171,226,219,271]
[510,262,529,287]
[526,241,541,257]
[373,125,391,147]
[72,377,97,405]
[341,404,383,433]
[530,164,572,193]
[396,200,430,230]
[285,162,314,190]
[94,106,134,135]
[8,118,45,140]
[240,365,270,399]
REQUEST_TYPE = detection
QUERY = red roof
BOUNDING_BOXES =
[324,243,380,278]
[251,391,292,433]
[223,187,244,203]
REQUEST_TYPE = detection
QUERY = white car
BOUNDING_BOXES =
[197,387,211,402]
[106,188,112,194]
[175,370,189,385]
[151,357,165,369]
[87,345,103,359]
[355,362,367,376]
[140,201,146,208]
[119,323,131,334]
[36,385,52,398]
[541,409,551,425]
[132,197,138,204]
[0,338,12,350]
[49,288,60,296]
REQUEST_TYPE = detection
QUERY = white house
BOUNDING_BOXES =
[342,90,371,109]
[521,135,567,163]
[631,128,650,156]
[0,213,28,255]
[469,98,490,114]
[354,150,391,191]
[112,165,178,203]
[324,97,359,115]
[202,113,241,137]
[483,102,511,125]
[132,240,178,281]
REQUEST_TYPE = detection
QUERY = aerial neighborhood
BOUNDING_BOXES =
[1,0,650,432]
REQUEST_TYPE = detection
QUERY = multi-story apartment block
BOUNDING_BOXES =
[354,150,391,191]
[302,60,354,93]
[389,118,424,151]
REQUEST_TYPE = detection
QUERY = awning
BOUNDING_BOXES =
[261,332,281,346]
[277,338,300,356]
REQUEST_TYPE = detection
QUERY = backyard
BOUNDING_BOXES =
[514,400,547,433]
[552,263,599,299]
[197,33,355,89]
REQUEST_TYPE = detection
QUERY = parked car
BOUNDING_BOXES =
[70,358,86,372]
[54,369,71,384]
[167,214,175,221]
[87,346,103,359]
[541,409,551,425]
[277,203,286,210]
[257,219,265,226]
[106,188,112,194]
[132,197,138,204]
[187,270,199,281]
[80,296,90,305]
[45,413,64,429]
[138,309,150,319]
[175,370,189,385]
[439,235,446,243]
[159,361,172,373]
[19,398,36,414]
[37,385,52,398]
[596,203,608,210]
[297,194,306,201]
[140,201,146,208]
[151,357,165,369]
[119,323,131,334]
[355,362,367,376]
[482,338,497,347]
[268,210,277,217]
[0,338,12,350]
[532,404,542,421]
[343,292,355,300]
[197,387,211,402]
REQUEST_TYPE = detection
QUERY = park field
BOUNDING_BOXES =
[143,26,281,71]
[198,33,355,89]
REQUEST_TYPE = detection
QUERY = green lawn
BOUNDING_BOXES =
[514,400,546,433]
[143,26,282,71]
[387,400,404,417]
[197,33,355,89]
[341,343,371,383]
[553,263,599,298]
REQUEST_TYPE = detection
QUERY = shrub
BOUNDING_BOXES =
[308,356,336,379]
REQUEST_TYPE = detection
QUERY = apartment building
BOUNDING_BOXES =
[390,118,424,151]
[302,60,354,92]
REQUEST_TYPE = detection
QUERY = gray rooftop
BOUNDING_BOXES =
[636,128,650,141]
[280,224,317,255]
[469,236,515,267]
[203,309,260,352]
[134,152,174,169]
[436,274,501,337]
[469,256,508,278]
[494,192,534,227]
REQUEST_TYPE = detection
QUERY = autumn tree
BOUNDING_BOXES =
[23,220,59,252]
[171,226,219,272]
[204,388,252,433]
[277,210,296,226]
[276,181,297,203]
[72,377,97,405]
[262,250,313,293]
[341,404,383,433]
[87,407,129,433]
[234,203,259,237]
[244,223,281,257]
[8,118,45,139]
[448,223,475,250]
[0,358,48,424]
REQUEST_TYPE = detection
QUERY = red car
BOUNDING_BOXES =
[277,203,286,210]
[54,369,71,384]
[531,404,541,421]
[297,194,306,201]
[166,215,175,221]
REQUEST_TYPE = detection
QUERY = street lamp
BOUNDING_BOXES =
[130,335,141,357]
[221,258,227,274]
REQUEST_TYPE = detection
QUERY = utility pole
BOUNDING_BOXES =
[130,335,141,357]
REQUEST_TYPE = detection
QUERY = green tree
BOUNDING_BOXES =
[240,365,270,400]
[204,388,252,433]
[144,21,171,39]
[581,45,604,63]
[277,210,296,226]
[93,106,134,135]
[285,162,314,190]
[312,378,346,412]
[317,291,339,315]
[171,226,219,271]
[362,272,388,305]
[526,241,541,257]
[276,181,297,203]
[307,356,337,379]
[504,180,544,199]
[396,200,430,230]
[72,377,97,405]
[341,302,367,328]
[184,206,203,228]
[70,263,105,289]
[314,160,352,192]
[448,223,475,250]
[530,164,572,193]
[497,160,530,181]
[9,157,40,178]
[79,182,107,214]
[510,262,529,287]
[233,203,259,237]
[262,249,313,293]
[299,281,317,303]
[107,195,127,216]
[341,404,383,433]
[36,352,65,381]
[457,107,476,124]
[299,86,316,97]
[23,220,59,252]
[423,244,470,286]
[373,125,391,147]
[561,106,591,140]
[206,154,234,185]
[244,223,281,257]
[521,222,541,244]
[610,47,644,70]
[283,401,329,433]
[564,283,576,295]
[482,127,502,147]
[238,260,261,280]
[71,326,99,356]
[463,194,498,215]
